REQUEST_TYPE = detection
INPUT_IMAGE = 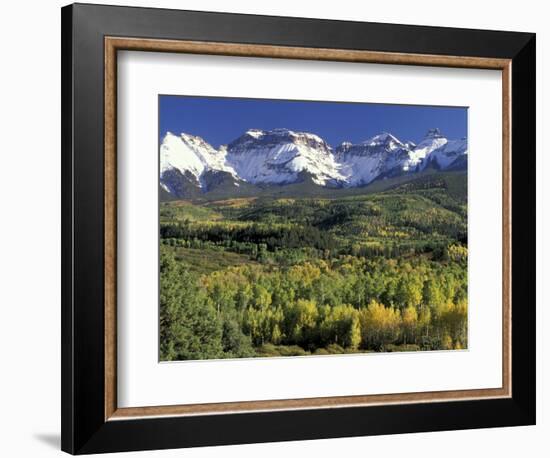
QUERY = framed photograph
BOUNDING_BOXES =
[61,3,536,454]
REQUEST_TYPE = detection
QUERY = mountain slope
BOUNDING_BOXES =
[160,127,467,199]
[335,132,416,186]
[160,132,238,196]
[226,129,345,186]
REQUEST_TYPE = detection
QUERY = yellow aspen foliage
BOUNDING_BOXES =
[441,332,453,350]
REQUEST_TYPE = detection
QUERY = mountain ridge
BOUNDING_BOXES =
[160,127,467,199]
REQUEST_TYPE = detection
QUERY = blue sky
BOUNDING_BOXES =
[159,95,467,148]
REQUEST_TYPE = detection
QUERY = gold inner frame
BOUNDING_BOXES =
[104,37,512,421]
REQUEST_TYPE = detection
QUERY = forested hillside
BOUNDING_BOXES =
[160,172,468,360]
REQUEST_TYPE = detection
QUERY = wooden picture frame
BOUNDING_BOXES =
[62,3,535,454]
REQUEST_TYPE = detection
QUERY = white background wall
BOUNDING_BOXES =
[0,1,545,456]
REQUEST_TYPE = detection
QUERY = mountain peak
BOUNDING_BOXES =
[232,128,328,150]
[362,132,405,151]
[265,128,325,143]
[424,128,443,139]
[244,129,265,138]
[363,132,402,147]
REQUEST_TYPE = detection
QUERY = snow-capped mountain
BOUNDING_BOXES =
[335,132,415,186]
[160,132,237,185]
[160,127,467,198]
[226,128,345,186]
[407,128,448,169]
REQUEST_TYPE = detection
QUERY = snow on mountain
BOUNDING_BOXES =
[425,138,468,169]
[225,128,345,186]
[160,132,237,192]
[407,128,448,169]
[160,127,467,197]
[336,132,413,186]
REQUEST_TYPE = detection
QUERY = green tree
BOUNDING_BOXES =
[220,318,255,358]
[285,299,319,346]
[395,276,422,309]
[159,247,223,361]
[423,278,443,308]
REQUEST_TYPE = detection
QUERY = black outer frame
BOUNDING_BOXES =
[61,3,536,454]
